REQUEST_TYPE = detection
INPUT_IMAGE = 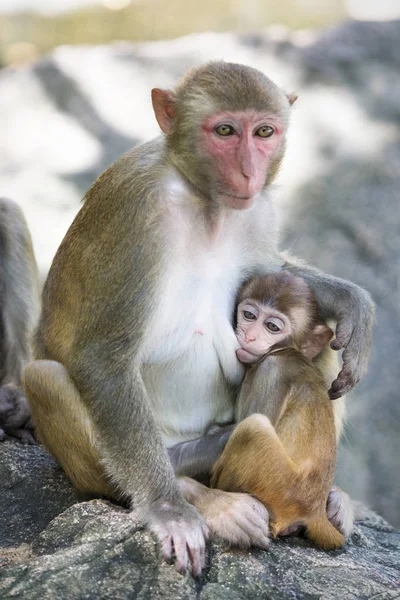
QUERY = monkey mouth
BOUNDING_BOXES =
[236,347,261,364]
[220,190,254,202]
[218,191,255,211]
[225,192,252,200]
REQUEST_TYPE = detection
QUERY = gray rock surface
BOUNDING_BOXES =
[0,13,399,576]
[1,440,399,598]
[0,491,399,599]
[0,441,78,548]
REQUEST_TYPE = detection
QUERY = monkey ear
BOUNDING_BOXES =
[151,88,176,134]
[286,92,298,106]
[301,323,333,361]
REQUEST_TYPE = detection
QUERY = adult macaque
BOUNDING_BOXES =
[0,198,39,444]
[211,272,344,550]
[24,63,373,575]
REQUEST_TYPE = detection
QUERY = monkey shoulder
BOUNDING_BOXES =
[45,139,172,275]
[267,350,329,397]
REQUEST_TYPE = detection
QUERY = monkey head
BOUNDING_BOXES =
[235,272,333,364]
[151,62,297,210]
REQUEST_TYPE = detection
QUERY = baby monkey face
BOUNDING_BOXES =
[236,300,292,363]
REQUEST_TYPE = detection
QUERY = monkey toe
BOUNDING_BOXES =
[202,491,270,550]
[7,428,37,445]
[327,488,354,537]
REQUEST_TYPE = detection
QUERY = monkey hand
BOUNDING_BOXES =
[6,427,37,445]
[326,487,354,537]
[138,496,209,578]
[328,286,375,399]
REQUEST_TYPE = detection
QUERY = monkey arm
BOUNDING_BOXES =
[282,256,375,399]
[168,424,235,480]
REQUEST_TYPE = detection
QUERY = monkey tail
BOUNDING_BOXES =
[305,515,345,550]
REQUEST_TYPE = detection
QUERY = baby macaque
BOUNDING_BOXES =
[210,271,345,550]
[0,384,35,444]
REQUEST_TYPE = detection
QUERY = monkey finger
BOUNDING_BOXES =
[329,363,356,398]
[237,500,269,531]
[187,540,206,579]
[330,363,359,396]
[331,319,354,351]
[173,534,189,575]
[329,379,350,399]
[201,521,210,541]
[234,513,270,548]
[328,388,343,400]
[159,534,173,561]
[329,379,355,399]
[330,339,344,351]
[216,508,269,549]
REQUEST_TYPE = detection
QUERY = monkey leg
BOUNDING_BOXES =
[211,414,299,528]
[23,360,115,498]
[211,414,344,549]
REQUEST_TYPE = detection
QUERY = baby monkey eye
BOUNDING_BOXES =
[243,310,256,320]
[256,126,274,138]
[215,124,235,136]
[266,322,280,332]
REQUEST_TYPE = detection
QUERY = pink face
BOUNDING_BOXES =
[236,300,291,363]
[201,110,285,209]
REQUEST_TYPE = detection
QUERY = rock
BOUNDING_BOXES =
[0,440,78,548]
[0,498,399,599]
[0,440,399,598]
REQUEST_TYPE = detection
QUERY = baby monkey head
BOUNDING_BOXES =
[236,272,333,364]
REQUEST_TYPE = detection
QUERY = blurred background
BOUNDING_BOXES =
[0,1,399,526]
[1,0,400,67]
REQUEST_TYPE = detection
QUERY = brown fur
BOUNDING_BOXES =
[211,274,345,550]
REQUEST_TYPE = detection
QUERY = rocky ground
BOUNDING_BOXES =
[0,440,399,599]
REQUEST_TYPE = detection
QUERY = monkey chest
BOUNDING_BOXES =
[140,248,245,445]
[142,243,242,363]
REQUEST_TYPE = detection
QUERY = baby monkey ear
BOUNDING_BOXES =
[286,92,298,106]
[151,88,176,134]
[302,323,334,360]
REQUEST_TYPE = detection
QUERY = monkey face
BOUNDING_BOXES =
[200,110,286,210]
[235,300,291,362]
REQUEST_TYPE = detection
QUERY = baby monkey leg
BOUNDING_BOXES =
[211,413,344,550]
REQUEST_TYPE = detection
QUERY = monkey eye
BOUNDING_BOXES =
[243,310,256,320]
[215,124,235,136]
[256,126,274,138]
[266,321,280,332]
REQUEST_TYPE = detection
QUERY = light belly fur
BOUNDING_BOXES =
[142,334,237,447]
